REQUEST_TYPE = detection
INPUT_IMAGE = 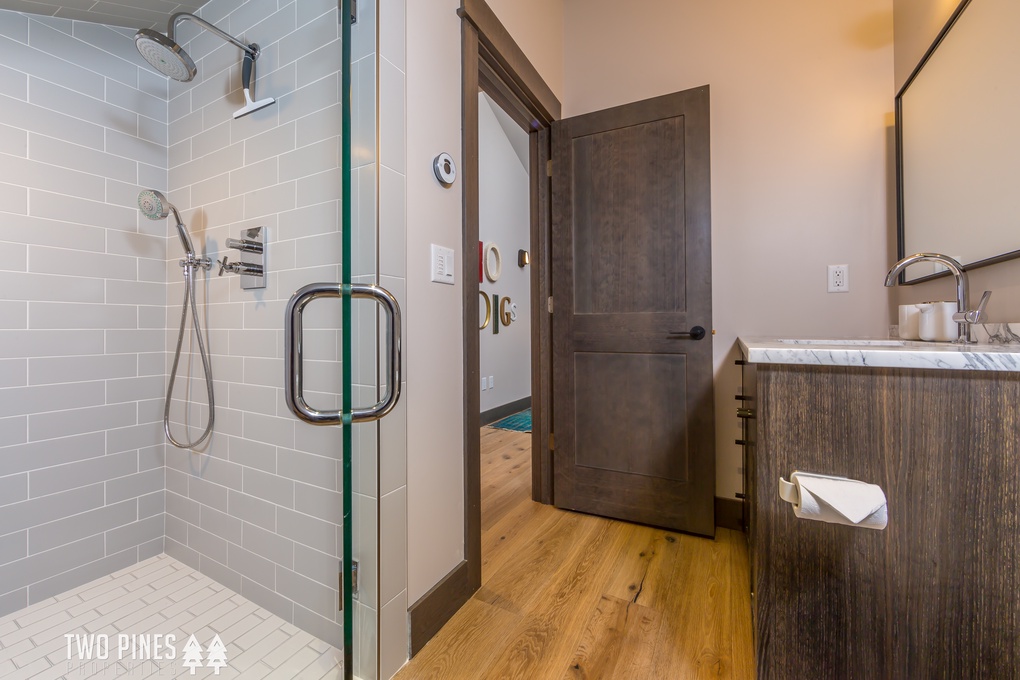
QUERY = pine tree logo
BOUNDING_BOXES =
[181,635,205,675]
[205,635,228,675]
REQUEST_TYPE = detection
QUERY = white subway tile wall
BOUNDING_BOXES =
[0,0,410,666]
[0,10,168,617]
[162,0,351,651]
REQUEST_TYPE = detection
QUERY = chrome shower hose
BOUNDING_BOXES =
[165,261,215,448]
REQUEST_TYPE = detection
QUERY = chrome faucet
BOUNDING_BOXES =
[884,253,991,344]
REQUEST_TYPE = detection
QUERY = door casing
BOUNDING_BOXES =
[406,0,560,656]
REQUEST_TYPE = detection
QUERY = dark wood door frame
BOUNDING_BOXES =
[406,0,560,655]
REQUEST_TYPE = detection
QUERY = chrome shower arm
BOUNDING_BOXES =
[167,12,258,58]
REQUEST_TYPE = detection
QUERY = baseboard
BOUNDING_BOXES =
[480,396,531,426]
[715,496,744,532]
[408,560,475,656]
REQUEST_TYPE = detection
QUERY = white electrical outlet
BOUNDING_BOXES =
[827,264,849,293]
[481,377,487,392]
[488,376,494,389]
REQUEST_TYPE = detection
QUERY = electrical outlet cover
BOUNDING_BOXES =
[827,264,849,293]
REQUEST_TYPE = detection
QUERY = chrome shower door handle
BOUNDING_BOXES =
[352,284,401,423]
[285,282,402,426]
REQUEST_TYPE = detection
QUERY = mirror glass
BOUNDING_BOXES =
[897,0,1020,281]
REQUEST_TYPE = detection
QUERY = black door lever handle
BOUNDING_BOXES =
[668,326,706,341]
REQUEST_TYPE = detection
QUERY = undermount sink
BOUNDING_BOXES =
[775,339,908,347]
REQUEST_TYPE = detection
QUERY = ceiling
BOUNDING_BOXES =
[0,0,207,30]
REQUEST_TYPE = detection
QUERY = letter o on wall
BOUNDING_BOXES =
[483,242,502,283]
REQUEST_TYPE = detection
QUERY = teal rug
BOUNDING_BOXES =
[489,408,532,433]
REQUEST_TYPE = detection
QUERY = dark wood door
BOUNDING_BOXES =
[551,86,715,536]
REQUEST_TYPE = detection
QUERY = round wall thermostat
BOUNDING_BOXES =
[433,153,456,186]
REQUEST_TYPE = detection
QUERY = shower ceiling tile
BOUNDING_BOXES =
[0,0,203,30]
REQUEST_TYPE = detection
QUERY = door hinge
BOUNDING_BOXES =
[547,296,553,314]
[549,432,555,450]
[546,159,552,177]
[339,559,359,611]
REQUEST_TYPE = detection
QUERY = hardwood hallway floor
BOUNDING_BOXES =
[395,427,754,679]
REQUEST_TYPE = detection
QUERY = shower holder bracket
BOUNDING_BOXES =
[220,226,266,290]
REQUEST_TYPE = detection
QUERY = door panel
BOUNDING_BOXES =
[574,352,689,482]
[552,86,714,537]
[572,117,686,316]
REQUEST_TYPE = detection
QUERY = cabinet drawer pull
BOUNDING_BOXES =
[735,492,747,499]
[737,408,755,419]
[735,394,752,401]
[736,439,750,446]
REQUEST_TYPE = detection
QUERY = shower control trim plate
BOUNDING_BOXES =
[223,226,267,290]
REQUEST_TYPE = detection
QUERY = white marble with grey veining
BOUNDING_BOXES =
[739,329,1020,372]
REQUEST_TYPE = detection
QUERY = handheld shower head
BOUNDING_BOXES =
[138,189,171,221]
[138,189,196,259]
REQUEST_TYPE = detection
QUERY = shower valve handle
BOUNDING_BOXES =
[217,256,263,278]
[226,237,264,254]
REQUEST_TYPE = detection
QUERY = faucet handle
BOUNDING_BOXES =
[954,290,992,325]
[969,290,992,324]
[217,255,234,277]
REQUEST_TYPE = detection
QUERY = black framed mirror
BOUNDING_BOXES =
[896,0,1020,283]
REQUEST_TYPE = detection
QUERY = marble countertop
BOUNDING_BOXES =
[739,326,1020,372]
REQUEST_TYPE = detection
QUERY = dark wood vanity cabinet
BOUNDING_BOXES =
[739,360,1020,679]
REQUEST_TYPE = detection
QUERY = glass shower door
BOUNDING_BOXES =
[283,2,399,679]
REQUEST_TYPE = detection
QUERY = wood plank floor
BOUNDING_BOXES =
[396,427,754,680]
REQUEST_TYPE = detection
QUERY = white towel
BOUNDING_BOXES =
[778,471,887,530]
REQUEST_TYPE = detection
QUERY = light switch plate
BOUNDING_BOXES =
[431,244,455,285]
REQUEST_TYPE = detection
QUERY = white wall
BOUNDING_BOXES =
[403,0,563,610]
[562,0,896,498]
[404,0,467,605]
[485,0,564,99]
[893,0,959,90]
[478,93,531,415]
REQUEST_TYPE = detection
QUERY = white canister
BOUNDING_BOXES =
[898,304,920,340]
[917,301,958,342]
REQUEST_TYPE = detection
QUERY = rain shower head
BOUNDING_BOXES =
[138,189,196,259]
[134,12,258,84]
[134,29,197,82]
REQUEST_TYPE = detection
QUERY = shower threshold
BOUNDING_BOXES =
[0,554,343,679]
